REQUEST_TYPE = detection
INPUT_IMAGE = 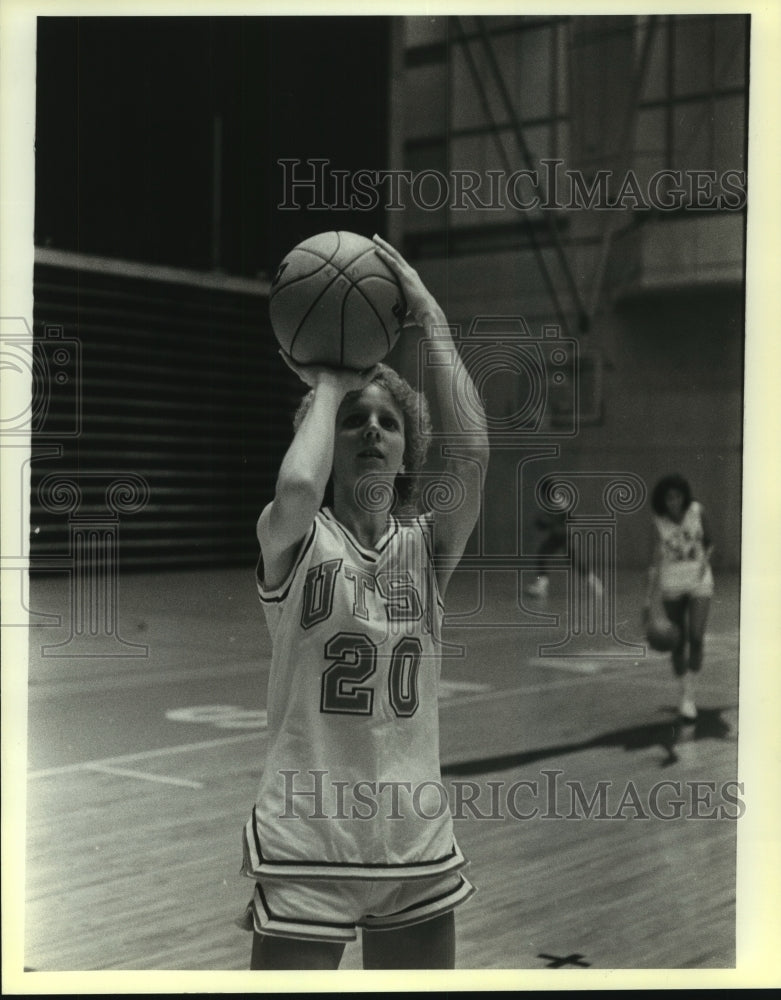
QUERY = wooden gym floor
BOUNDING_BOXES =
[5,562,773,991]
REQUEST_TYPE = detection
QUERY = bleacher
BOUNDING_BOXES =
[30,249,300,570]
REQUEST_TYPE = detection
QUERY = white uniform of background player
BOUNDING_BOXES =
[645,475,714,722]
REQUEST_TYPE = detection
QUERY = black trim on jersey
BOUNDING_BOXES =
[250,804,462,875]
[321,507,399,563]
[416,512,446,612]
[257,521,317,605]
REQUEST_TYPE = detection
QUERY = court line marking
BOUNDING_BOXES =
[26,674,657,780]
[28,660,270,699]
[28,731,263,780]
[29,662,739,782]
[439,679,491,696]
[528,657,627,675]
[29,681,597,781]
[613,672,739,697]
[84,763,204,789]
[440,670,641,707]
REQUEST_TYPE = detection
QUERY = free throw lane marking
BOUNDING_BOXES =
[28,731,264,780]
[85,763,204,789]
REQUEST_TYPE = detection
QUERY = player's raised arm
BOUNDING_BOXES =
[258,357,377,590]
[373,236,489,596]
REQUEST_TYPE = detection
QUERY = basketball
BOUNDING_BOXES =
[269,231,407,370]
[646,615,681,653]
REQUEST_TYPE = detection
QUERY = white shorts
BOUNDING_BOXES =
[237,870,475,943]
[660,562,714,600]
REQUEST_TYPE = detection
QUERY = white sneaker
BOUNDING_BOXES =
[525,576,550,598]
[679,697,698,722]
[587,573,603,599]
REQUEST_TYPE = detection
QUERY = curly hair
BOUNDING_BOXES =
[292,363,432,512]
[650,473,693,517]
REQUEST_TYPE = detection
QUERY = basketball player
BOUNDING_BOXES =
[643,474,714,721]
[524,478,602,600]
[238,235,489,970]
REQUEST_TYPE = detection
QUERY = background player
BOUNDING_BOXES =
[524,477,602,601]
[643,473,714,721]
[238,235,489,970]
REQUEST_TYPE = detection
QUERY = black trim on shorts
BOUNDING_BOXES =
[368,880,462,921]
[255,881,355,932]
[250,804,463,877]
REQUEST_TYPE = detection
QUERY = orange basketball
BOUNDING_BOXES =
[269,231,406,370]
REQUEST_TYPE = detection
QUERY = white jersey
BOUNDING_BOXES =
[653,500,714,599]
[242,507,467,881]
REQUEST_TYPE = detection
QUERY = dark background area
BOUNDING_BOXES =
[31,16,393,569]
[34,16,392,276]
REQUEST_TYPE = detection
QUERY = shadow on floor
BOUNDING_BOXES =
[442,706,736,775]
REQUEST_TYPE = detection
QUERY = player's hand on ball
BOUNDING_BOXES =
[372,234,443,327]
[279,349,379,393]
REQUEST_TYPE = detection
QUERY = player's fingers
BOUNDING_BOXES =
[374,246,421,290]
[373,234,429,317]
[278,348,297,371]
[278,348,305,371]
[372,234,406,266]
[278,349,313,384]
[372,233,395,253]
[372,245,397,269]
